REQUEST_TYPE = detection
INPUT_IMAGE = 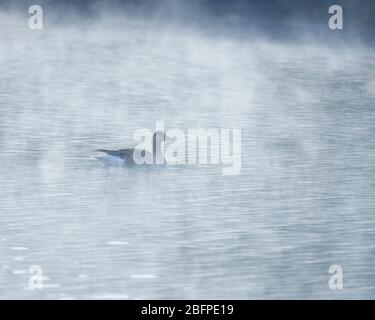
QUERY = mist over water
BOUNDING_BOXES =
[1,2,375,299]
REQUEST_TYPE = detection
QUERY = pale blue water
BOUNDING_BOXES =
[1,13,375,299]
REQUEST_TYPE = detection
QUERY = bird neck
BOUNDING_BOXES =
[153,138,164,164]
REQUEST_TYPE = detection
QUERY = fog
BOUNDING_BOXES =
[0,1,375,299]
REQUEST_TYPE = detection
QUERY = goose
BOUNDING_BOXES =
[94,131,171,167]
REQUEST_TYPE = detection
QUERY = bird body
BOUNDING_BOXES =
[95,148,147,167]
[94,131,171,167]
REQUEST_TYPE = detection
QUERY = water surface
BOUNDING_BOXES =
[1,14,375,299]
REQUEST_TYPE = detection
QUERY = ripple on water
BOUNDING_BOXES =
[10,247,28,251]
[12,270,27,275]
[105,241,129,245]
[130,274,157,279]
[13,257,25,261]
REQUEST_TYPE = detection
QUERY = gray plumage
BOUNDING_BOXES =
[94,131,171,167]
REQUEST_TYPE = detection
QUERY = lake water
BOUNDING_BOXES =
[1,13,375,299]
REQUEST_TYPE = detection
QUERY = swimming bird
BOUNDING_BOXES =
[94,131,171,167]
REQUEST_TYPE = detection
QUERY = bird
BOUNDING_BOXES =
[94,131,171,167]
